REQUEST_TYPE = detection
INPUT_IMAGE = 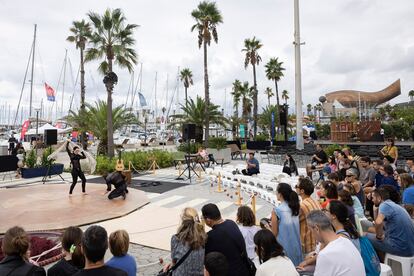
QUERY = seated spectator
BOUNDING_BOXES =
[106,230,137,276]
[327,172,342,191]
[253,229,299,276]
[164,207,205,276]
[326,200,360,251]
[306,144,328,178]
[344,168,364,206]
[282,154,298,176]
[405,158,414,174]
[399,172,414,205]
[341,184,364,219]
[48,226,84,276]
[307,211,365,276]
[204,252,228,276]
[242,152,260,176]
[74,225,126,275]
[197,146,209,162]
[236,206,260,260]
[383,155,396,170]
[338,158,351,181]
[366,187,414,260]
[271,183,303,266]
[327,155,337,173]
[359,156,376,190]
[318,181,338,209]
[295,177,321,255]
[379,165,400,191]
[404,204,414,222]
[202,203,250,276]
[0,226,46,275]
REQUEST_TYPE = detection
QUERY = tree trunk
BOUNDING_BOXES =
[268,97,270,108]
[80,48,88,150]
[107,59,115,158]
[203,41,210,146]
[274,80,281,140]
[252,64,258,139]
[185,86,188,112]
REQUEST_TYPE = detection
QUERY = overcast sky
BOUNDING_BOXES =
[0,0,413,123]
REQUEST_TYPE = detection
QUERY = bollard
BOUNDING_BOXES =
[215,173,224,193]
[235,181,242,206]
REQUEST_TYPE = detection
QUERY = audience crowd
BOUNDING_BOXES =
[1,142,414,276]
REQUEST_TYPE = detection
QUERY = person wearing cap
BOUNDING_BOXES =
[103,165,128,200]
[344,168,365,206]
[66,140,87,196]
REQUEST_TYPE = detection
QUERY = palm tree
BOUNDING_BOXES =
[67,19,92,150]
[315,103,323,121]
[66,101,138,155]
[85,8,138,158]
[258,105,278,132]
[282,90,289,105]
[264,87,274,107]
[170,96,228,131]
[239,81,253,137]
[180,68,194,110]
[191,1,223,146]
[265,57,285,137]
[231,79,242,118]
[242,37,262,138]
[409,90,414,102]
[307,104,312,116]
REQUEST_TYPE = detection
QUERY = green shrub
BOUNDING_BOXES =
[177,142,202,154]
[25,150,38,168]
[40,147,55,167]
[254,134,269,142]
[323,144,349,157]
[389,120,410,140]
[95,150,175,175]
[208,137,227,150]
[315,123,331,139]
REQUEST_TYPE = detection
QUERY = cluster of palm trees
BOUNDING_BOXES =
[66,8,138,157]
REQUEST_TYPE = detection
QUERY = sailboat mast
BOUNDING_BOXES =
[29,24,37,118]
[61,49,68,119]
[154,71,158,126]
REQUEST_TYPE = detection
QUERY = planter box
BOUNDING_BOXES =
[207,148,231,164]
[21,163,64,178]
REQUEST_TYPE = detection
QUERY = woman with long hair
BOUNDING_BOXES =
[253,229,298,276]
[48,226,84,275]
[319,181,338,209]
[282,154,298,176]
[326,200,361,251]
[0,226,46,275]
[400,173,414,205]
[236,205,260,260]
[271,183,302,266]
[166,207,206,275]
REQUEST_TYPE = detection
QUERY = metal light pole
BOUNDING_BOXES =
[294,0,304,150]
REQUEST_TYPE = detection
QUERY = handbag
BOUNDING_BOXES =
[157,247,193,276]
[217,226,257,276]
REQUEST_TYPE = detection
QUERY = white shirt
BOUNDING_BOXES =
[256,256,299,276]
[314,237,365,276]
[238,225,260,260]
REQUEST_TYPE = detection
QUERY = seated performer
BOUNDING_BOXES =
[242,152,260,176]
[104,161,128,200]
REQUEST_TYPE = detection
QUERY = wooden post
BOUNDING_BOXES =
[215,173,224,193]
[251,193,257,218]
[178,161,183,176]
[235,180,242,206]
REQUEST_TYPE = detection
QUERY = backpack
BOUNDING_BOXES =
[359,236,381,276]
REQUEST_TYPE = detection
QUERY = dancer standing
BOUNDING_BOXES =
[66,140,87,196]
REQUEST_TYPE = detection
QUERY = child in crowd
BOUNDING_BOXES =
[106,230,137,276]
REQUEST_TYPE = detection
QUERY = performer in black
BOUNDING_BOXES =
[8,134,17,155]
[103,167,128,200]
[66,140,87,195]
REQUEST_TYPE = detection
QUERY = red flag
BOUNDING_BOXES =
[44,82,55,101]
[21,120,30,140]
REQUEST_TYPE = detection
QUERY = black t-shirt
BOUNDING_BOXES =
[205,220,249,276]
[315,150,328,164]
[73,266,127,276]
[48,259,79,276]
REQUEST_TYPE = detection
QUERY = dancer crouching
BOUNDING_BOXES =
[66,140,87,196]
[103,164,128,200]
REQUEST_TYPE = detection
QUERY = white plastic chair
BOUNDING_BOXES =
[384,253,414,276]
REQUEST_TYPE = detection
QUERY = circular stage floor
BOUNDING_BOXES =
[0,183,149,234]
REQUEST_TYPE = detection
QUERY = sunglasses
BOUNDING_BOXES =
[345,174,354,177]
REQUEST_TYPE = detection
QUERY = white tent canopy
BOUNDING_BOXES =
[25,123,57,135]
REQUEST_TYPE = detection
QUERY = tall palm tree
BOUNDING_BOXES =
[307,104,312,116]
[315,103,323,121]
[264,87,274,107]
[231,79,242,118]
[282,90,289,105]
[66,100,138,155]
[179,68,194,110]
[265,57,285,137]
[409,90,414,102]
[85,8,138,158]
[191,1,223,146]
[242,37,262,138]
[239,81,253,137]
[67,19,92,150]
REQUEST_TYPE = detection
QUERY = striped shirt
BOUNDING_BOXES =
[299,197,321,254]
